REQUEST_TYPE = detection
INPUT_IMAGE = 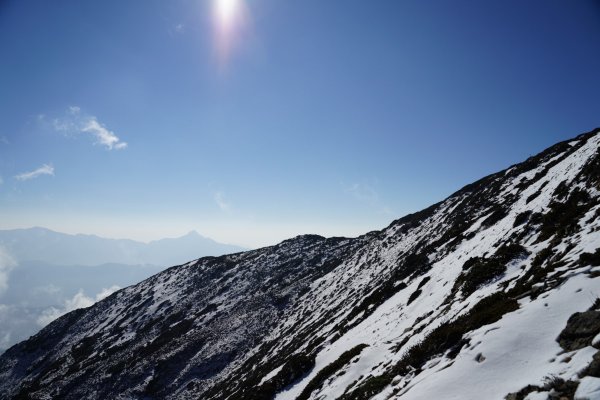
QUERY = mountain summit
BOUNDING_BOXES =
[1,129,600,400]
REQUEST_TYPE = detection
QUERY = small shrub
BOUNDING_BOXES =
[553,181,569,200]
[526,190,542,204]
[406,289,422,306]
[416,276,431,289]
[505,377,578,400]
[338,374,393,400]
[481,206,508,227]
[248,352,316,400]
[453,244,528,299]
[513,211,532,227]
[455,257,506,298]
[296,344,368,400]
[71,334,100,362]
[537,189,591,243]
[580,248,600,267]
[407,276,431,306]
[507,246,556,298]
[495,243,529,264]
[579,149,600,189]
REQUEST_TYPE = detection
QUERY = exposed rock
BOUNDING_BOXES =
[558,311,600,352]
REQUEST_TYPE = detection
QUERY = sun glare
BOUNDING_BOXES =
[212,0,248,68]
[215,0,240,28]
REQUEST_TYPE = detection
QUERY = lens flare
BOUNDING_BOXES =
[212,0,248,69]
[216,0,239,28]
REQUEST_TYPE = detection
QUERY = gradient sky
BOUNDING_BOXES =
[1,0,599,248]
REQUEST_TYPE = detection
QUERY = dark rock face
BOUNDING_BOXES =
[1,128,600,400]
[557,311,600,351]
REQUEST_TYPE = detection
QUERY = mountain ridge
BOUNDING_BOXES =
[0,227,247,267]
[1,128,599,400]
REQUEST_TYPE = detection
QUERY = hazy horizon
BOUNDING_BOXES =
[0,225,246,351]
[0,225,248,248]
[1,1,600,248]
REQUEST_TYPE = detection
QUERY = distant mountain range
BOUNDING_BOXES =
[0,228,246,353]
[0,227,246,266]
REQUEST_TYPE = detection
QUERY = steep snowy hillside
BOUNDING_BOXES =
[1,129,600,400]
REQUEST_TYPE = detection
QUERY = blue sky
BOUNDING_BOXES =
[0,0,599,248]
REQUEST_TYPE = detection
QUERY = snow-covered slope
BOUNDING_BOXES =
[1,129,600,400]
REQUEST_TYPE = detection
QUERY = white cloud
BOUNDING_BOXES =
[14,163,54,181]
[168,23,185,36]
[346,182,379,204]
[0,247,17,295]
[36,285,120,327]
[95,285,120,301]
[0,136,8,145]
[51,106,127,150]
[0,303,35,352]
[344,181,393,215]
[81,118,128,150]
[0,331,11,351]
[213,191,231,212]
[0,304,15,352]
[35,309,56,327]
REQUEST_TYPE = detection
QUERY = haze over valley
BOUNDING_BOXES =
[0,227,244,352]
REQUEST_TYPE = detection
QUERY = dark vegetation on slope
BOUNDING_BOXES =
[505,377,579,400]
[241,352,317,400]
[578,146,600,189]
[340,292,519,400]
[513,210,532,227]
[332,251,430,337]
[455,257,506,298]
[407,276,431,306]
[412,132,593,261]
[580,248,600,267]
[296,344,369,400]
[204,347,318,400]
[537,188,593,243]
[453,243,529,298]
[205,249,432,400]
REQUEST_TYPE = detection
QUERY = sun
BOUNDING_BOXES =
[215,0,240,28]
[212,0,248,68]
